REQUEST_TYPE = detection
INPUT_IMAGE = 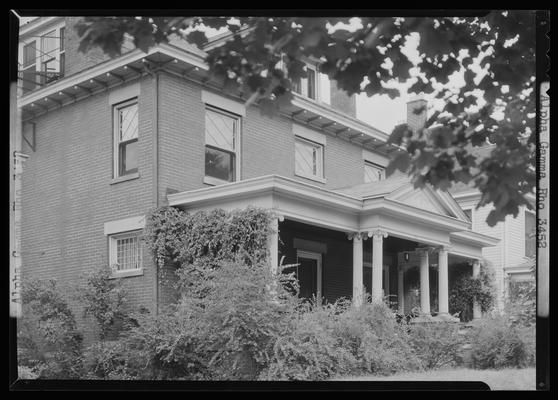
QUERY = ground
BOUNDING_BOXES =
[335,368,536,390]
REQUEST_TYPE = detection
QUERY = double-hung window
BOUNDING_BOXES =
[525,210,536,257]
[364,161,385,183]
[205,107,240,183]
[19,24,65,93]
[292,64,318,100]
[109,231,142,274]
[295,136,324,181]
[114,99,139,178]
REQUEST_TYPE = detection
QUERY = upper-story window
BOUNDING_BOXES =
[525,209,536,257]
[205,107,240,184]
[114,99,139,178]
[364,161,385,183]
[19,24,65,94]
[295,136,324,181]
[292,64,318,100]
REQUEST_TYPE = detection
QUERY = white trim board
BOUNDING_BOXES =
[201,89,246,116]
[104,215,146,235]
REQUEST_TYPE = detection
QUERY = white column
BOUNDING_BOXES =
[472,259,482,320]
[418,249,431,315]
[397,267,405,314]
[268,217,280,275]
[350,233,364,307]
[369,229,388,303]
[267,215,283,299]
[438,247,449,316]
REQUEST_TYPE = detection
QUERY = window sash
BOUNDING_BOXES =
[205,145,236,182]
[295,137,323,178]
[110,232,142,272]
[205,108,237,152]
[114,99,139,178]
[364,162,384,183]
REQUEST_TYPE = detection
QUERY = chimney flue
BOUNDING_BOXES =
[406,96,428,133]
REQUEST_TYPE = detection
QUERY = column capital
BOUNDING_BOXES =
[415,246,434,255]
[368,229,388,239]
[436,245,452,253]
[271,213,284,222]
[347,232,364,241]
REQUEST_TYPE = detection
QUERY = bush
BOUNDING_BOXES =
[75,265,129,340]
[408,322,462,369]
[18,278,83,379]
[469,316,530,369]
[450,261,494,322]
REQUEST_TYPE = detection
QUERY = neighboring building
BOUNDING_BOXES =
[450,173,536,311]
[16,17,500,338]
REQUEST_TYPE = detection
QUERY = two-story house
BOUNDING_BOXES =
[15,17,500,336]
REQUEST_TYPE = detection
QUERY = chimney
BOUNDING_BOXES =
[406,96,428,133]
[330,80,357,118]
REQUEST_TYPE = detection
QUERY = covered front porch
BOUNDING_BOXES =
[167,174,499,322]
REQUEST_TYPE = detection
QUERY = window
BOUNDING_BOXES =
[364,161,385,183]
[109,231,142,273]
[19,24,65,93]
[114,99,139,178]
[295,136,324,180]
[205,107,240,183]
[293,64,318,100]
[525,210,536,257]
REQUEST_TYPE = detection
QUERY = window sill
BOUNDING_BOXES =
[295,173,326,185]
[109,268,144,279]
[203,176,234,186]
[111,172,140,185]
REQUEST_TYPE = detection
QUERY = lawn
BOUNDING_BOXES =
[335,368,536,390]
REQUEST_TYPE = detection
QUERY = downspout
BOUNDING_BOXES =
[153,71,160,316]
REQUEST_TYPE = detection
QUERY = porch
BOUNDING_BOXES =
[167,174,499,322]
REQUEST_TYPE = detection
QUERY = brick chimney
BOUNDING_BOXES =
[330,80,357,118]
[406,96,428,132]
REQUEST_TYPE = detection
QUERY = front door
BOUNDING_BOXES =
[296,250,322,303]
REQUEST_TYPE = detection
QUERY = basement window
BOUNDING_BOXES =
[109,231,143,276]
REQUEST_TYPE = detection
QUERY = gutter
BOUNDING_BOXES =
[153,71,160,316]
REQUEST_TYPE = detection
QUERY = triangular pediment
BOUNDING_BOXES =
[388,185,463,219]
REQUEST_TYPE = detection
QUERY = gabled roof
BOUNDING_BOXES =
[334,173,470,222]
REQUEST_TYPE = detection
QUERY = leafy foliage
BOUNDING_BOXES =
[75,265,129,340]
[18,279,84,379]
[75,12,537,225]
[469,316,530,369]
[408,322,463,369]
[449,261,494,321]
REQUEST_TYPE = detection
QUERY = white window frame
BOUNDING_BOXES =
[364,161,385,183]
[203,105,242,186]
[524,209,536,258]
[108,230,143,278]
[293,63,320,101]
[113,98,140,181]
[296,250,323,305]
[294,136,325,183]
[18,21,65,93]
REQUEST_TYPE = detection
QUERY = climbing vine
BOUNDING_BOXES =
[449,261,495,321]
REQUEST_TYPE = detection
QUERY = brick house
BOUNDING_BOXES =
[16,17,505,335]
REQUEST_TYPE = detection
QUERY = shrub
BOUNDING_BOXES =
[75,265,129,340]
[469,316,529,369]
[450,261,494,322]
[408,322,462,369]
[18,278,83,379]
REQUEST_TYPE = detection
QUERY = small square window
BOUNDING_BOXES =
[109,231,142,273]
[364,161,384,183]
[114,100,139,178]
[205,107,240,183]
[295,137,324,180]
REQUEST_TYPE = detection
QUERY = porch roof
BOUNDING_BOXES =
[167,174,498,256]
